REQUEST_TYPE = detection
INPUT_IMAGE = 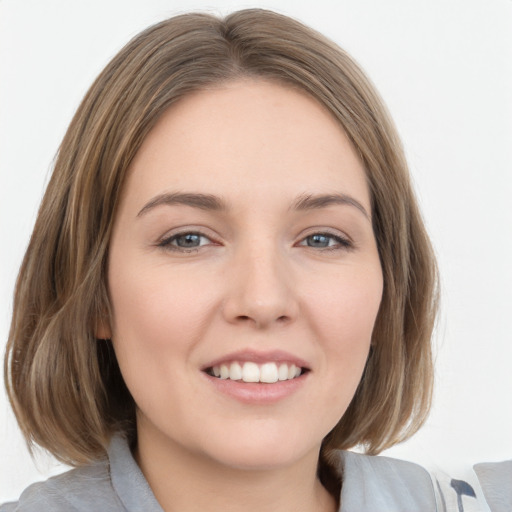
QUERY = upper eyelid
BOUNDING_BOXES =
[158,226,216,241]
[296,226,353,242]
[168,232,211,242]
[300,232,346,241]
[158,227,349,238]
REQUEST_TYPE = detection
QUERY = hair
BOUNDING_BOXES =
[4,8,438,466]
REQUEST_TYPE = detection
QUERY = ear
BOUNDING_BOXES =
[95,318,112,340]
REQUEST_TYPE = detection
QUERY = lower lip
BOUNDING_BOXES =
[203,373,308,404]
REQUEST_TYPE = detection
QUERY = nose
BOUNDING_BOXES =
[222,242,299,329]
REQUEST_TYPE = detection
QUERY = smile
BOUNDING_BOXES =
[206,361,305,383]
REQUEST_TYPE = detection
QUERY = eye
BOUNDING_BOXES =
[158,231,213,252]
[298,232,353,250]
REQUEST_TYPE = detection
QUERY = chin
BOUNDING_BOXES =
[197,425,322,471]
[208,447,310,471]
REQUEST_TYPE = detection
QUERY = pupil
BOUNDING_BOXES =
[308,234,329,247]
[178,234,200,247]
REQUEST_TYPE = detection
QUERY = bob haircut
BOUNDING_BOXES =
[4,8,438,466]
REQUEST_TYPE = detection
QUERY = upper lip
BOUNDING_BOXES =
[201,349,311,371]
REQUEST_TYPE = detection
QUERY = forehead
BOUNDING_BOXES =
[123,79,370,211]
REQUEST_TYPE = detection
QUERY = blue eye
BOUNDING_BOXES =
[159,232,211,251]
[306,234,333,248]
[299,233,352,250]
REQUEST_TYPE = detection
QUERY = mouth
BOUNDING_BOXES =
[201,351,310,403]
[204,361,309,383]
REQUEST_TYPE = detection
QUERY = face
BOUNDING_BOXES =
[103,80,383,471]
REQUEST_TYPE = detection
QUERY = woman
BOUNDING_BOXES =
[2,8,500,511]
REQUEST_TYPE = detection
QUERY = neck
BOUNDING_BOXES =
[134,424,338,512]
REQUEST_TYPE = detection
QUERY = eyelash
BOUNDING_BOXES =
[298,232,354,251]
[157,230,354,253]
[158,231,214,253]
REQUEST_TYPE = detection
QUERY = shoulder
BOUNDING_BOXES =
[474,459,512,511]
[336,451,437,511]
[0,459,124,512]
[1,434,163,512]
[336,451,509,512]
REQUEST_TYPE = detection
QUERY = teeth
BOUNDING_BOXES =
[220,364,229,379]
[230,362,242,380]
[260,362,279,383]
[242,362,260,382]
[278,363,289,381]
[210,361,303,383]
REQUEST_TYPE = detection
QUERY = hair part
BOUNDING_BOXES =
[4,8,438,465]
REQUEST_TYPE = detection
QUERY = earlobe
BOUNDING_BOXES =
[95,318,112,341]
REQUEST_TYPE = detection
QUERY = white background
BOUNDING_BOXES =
[1,0,511,502]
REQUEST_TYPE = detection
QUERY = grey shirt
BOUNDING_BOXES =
[1,435,508,511]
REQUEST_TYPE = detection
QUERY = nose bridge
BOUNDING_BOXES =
[223,235,297,327]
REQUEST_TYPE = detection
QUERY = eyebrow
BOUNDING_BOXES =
[292,193,370,220]
[137,192,228,217]
[137,191,370,220]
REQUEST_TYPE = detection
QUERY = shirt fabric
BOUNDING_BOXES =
[1,435,508,511]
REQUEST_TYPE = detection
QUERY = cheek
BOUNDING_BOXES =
[305,266,382,398]
[107,260,222,382]
[307,266,382,345]
[107,261,222,416]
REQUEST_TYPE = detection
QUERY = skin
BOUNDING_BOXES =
[100,79,383,512]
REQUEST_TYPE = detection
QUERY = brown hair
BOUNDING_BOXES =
[4,8,438,465]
